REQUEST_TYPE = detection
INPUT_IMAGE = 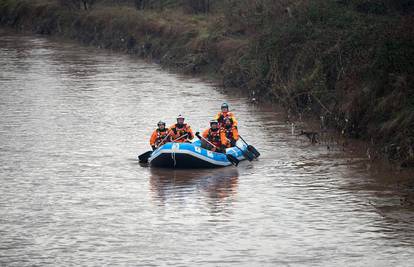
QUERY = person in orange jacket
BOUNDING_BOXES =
[168,115,194,143]
[221,117,239,148]
[215,102,238,128]
[150,121,171,150]
[201,120,225,152]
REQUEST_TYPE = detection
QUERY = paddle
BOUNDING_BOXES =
[233,144,255,161]
[157,132,171,147]
[172,133,188,142]
[195,132,239,166]
[223,136,254,161]
[138,150,152,163]
[138,131,172,163]
[238,135,260,158]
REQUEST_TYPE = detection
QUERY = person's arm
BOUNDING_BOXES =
[214,112,220,120]
[231,113,238,127]
[202,128,209,139]
[187,126,194,140]
[150,130,157,150]
[168,126,176,140]
[220,130,228,147]
[232,127,239,140]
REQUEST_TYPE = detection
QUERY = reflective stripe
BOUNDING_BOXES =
[155,129,169,145]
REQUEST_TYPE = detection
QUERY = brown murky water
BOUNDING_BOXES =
[1,28,414,266]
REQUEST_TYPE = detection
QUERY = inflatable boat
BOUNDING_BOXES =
[148,140,248,168]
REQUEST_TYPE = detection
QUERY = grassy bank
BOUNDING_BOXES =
[1,0,413,166]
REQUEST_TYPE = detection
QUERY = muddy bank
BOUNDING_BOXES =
[0,0,413,166]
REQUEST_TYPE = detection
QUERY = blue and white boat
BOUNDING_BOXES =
[148,139,248,168]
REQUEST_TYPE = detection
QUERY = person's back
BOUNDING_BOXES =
[215,102,238,128]
[149,121,170,150]
[169,115,194,143]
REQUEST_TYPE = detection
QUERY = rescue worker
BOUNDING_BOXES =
[169,115,194,143]
[221,117,239,148]
[149,121,170,150]
[201,120,225,152]
[214,102,238,128]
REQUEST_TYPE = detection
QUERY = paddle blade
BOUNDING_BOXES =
[234,145,254,161]
[138,151,152,163]
[247,145,260,158]
[238,135,260,158]
[242,149,255,161]
[226,154,239,166]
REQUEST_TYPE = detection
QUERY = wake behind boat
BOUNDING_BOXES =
[148,139,248,168]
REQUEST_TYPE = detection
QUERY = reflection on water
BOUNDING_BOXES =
[1,28,414,266]
[150,167,238,202]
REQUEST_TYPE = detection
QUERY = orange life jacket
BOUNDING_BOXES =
[215,111,238,127]
[201,127,223,151]
[221,125,239,147]
[169,123,194,142]
[206,128,222,147]
[150,128,170,147]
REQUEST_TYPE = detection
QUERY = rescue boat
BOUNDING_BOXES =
[148,139,248,168]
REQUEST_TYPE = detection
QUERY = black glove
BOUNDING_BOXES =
[151,145,156,151]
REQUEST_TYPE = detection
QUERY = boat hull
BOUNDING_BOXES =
[148,140,247,169]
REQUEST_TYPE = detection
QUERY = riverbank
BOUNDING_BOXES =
[1,0,413,166]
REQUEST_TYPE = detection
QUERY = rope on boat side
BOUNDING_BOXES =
[171,143,178,167]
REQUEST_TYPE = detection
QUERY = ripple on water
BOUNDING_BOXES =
[1,29,414,266]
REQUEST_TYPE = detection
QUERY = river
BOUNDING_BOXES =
[1,28,414,266]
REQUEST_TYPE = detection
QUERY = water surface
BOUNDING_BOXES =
[1,29,414,266]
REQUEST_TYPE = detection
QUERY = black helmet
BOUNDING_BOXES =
[221,102,229,109]
[157,121,166,126]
